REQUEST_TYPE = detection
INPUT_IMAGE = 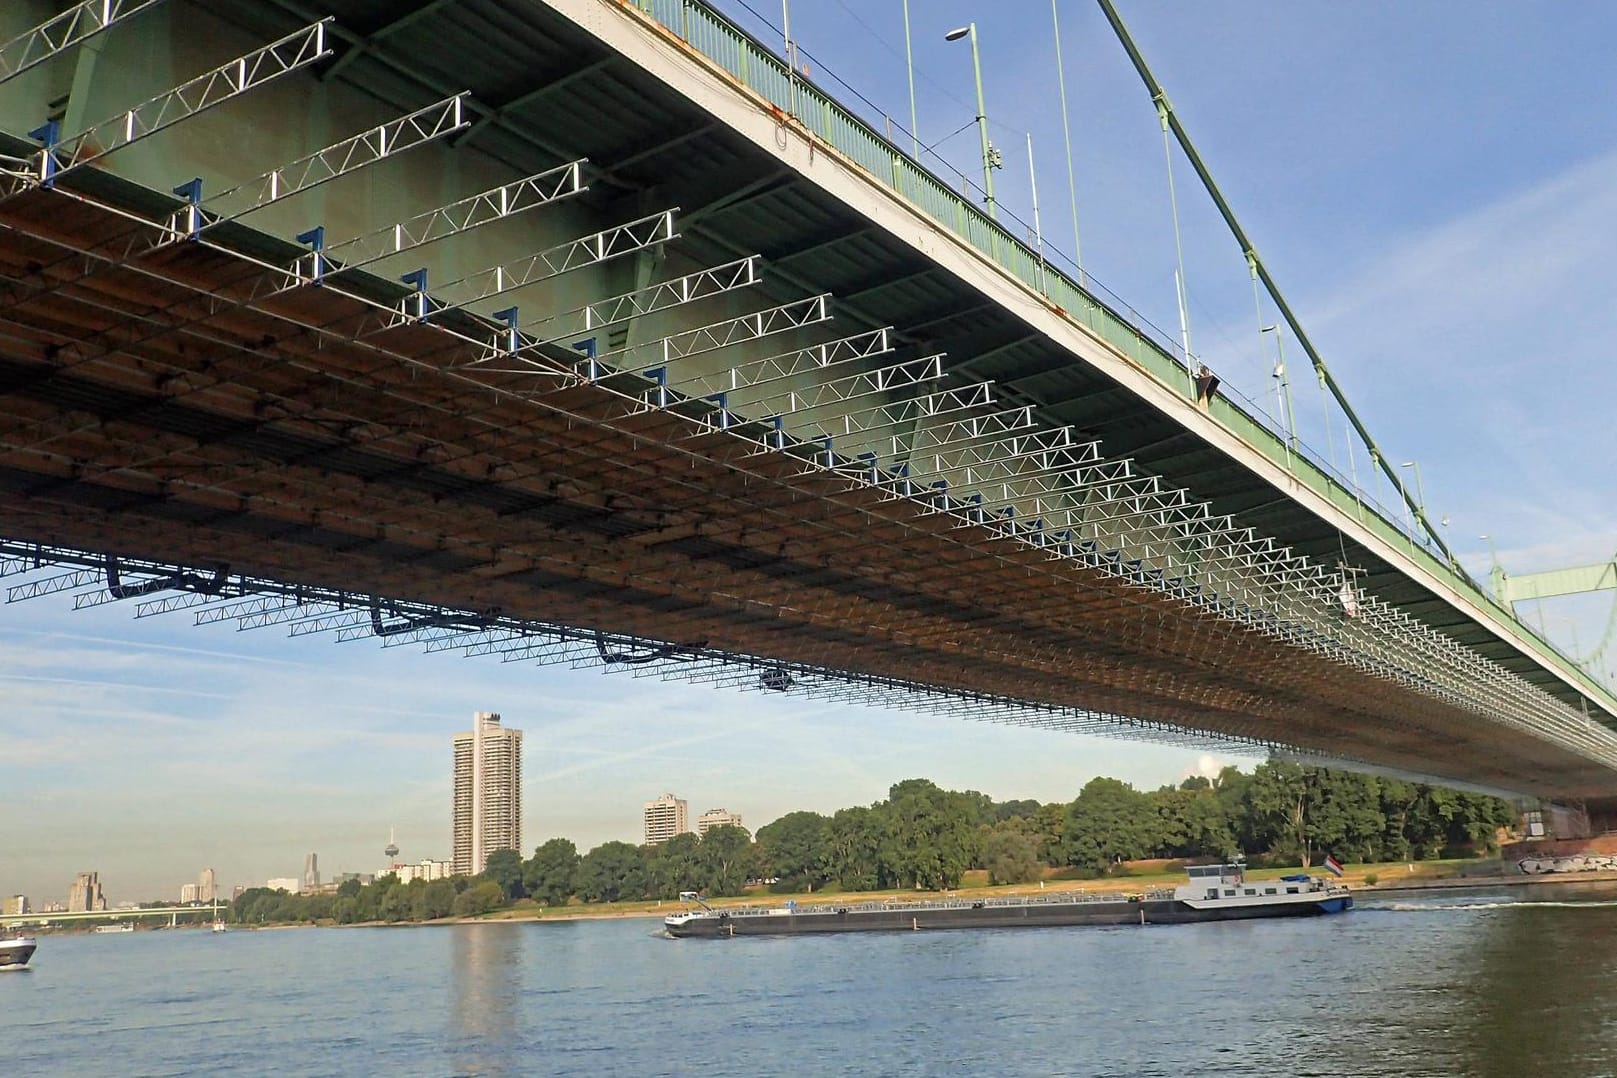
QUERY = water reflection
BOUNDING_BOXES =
[449,923,524,1074]
[1457,886,1617,1078]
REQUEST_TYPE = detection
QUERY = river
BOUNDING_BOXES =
[9,885,1617,1077]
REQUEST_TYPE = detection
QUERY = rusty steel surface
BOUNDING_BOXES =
[0,182,1613,798]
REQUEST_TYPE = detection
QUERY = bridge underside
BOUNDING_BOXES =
[1,0,1615,799]
[0,176,1610,797]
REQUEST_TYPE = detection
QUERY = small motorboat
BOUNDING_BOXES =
[0,933,37,970]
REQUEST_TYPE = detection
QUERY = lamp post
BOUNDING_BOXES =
[1261,324,1298,463]
[1480,534,1507,601]
[945,23,999,220]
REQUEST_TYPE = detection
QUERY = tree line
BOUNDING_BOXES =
[232,761,1515,924]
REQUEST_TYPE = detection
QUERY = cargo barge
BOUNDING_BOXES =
[664,863,1350,938]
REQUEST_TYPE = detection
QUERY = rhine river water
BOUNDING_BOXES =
[8,885,1617,1077]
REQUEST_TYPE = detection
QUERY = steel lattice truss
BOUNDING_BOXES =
[2,6,1615,799]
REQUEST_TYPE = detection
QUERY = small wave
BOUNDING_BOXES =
[1371,899,1617,912]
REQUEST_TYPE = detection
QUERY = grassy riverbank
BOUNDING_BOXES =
[451,857,1617,926]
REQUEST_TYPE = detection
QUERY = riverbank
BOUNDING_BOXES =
[237,860,1617,931]
[456,862,1617,927]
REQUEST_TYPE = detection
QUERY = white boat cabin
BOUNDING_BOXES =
[1175,863,1345,908]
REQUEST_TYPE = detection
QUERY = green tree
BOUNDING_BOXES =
[981,823,1042,885]
[1377,779,1421,862]
[881,779,979,890]
[1152,786,1235,859]
[452,880,506,918]
[1212,766,1259,852]
[823,805,884,891]
[994,799,1043,823]
[523,838,581,907]
[415,879,457,920]
[482,848,525,902]
[576,841,649,903]
[1063,777,1161,873]
[1308,769,1385,863]
[698,824,753,897]
[755,811,831,891]
[1449,792,1515,851]
[647,833,703,899]
[1245,760,1314,865]
[1032,802,1070,866]
[377,880,412,922]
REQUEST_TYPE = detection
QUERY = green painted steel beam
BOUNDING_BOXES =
[1092,0,1468,582]
[1497,561,1617,605]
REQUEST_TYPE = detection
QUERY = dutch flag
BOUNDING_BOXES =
[1323,854,1345,877]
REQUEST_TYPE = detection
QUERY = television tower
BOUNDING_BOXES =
[384,826,399,862]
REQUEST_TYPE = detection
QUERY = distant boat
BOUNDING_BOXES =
[210,899,228,932]
[0,933,36,970]
[92,923,134,934]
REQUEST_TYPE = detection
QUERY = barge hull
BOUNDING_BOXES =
[666,897,1350,937]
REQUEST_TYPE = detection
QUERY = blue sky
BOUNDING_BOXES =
[6,1,1617,903]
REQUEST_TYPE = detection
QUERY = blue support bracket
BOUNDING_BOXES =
[857,452,879,483]
[172,178,203,239]
[767,415,785,449]
[966,492,984,524]
[931,479,950,510]
[821,435,835,468]
[399,267,432,318]
[704,391,729,430]
[894,462,911,497]
[296,225,325,284]
[28,120,60,189]
[493,306,520,353]
[573,337,598,381]
[644,367,669,408]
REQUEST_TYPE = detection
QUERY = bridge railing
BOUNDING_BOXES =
[627,4,1430,534]
[621,0,1617,706]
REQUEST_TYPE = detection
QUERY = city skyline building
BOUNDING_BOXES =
[266,877,301,893]
[452,711,523,876]
[180,882,200,904]
[199,867,217,905]
[3,895,27,916]
[66,871,106,912]
[303,853,320,892]
[388,860,452,884]
[643,793,689,845]
[696,808,745,835]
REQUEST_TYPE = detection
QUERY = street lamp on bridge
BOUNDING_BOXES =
[945,23,1001,220]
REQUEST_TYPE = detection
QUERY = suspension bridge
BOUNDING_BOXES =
[1,0,1614,806]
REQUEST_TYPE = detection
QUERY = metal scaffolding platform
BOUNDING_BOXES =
[1,0,1615,798]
